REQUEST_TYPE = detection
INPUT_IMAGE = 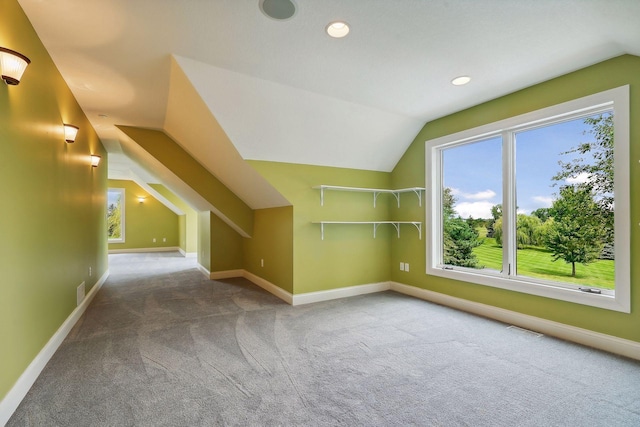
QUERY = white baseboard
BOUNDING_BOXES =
[0,270,110,426]
[210,269,245,280]
[390,281,640,362]
[242,270,293,305]
[224,271,390,307]
[197,264,210,278]
[108,247,181,254]
[292,282,391,306]
[185,252,197,258]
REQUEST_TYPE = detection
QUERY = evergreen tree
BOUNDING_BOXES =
[442,187,481,268]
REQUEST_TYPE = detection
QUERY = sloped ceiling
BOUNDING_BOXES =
[16,0,640,207]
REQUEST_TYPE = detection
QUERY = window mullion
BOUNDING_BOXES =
[502,131,516,277]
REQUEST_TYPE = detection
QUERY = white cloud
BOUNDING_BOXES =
[465,189,497,200]
[565,172,590,184]
[455,201,495,219]
[532,196,554,207]
[448,188,497,201]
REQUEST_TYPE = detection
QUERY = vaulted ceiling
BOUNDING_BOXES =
[17,0,640,208]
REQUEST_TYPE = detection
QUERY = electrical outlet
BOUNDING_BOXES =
[153,238,156,242]
[400,262,405,271]
[261,259,264,267]
[89,266,92,277]
[162,237,166,242]
[405,263,410,272]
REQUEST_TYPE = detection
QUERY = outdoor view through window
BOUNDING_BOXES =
[107,188,124,242]
[441,112,615,292]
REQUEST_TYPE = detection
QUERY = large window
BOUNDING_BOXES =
[107,188,125,243]
[426,86,629,312]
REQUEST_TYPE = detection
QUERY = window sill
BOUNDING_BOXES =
[426,266,629,313]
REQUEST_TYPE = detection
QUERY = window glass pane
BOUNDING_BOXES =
[107,189,124,241]
[441,136,502,270]
[514,112,614,290]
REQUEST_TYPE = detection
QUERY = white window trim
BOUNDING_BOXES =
[107,188,126,243]
[426,85,630,313]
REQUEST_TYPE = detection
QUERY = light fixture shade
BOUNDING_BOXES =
[90,155,101,167]
[0,47,31,85]
[64,124,79,143]
[137,196,146,203]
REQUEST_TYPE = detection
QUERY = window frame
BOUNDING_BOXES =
[107,188,126,243]
[425,86,630,313]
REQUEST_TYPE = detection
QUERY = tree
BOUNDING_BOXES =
[516,214,543,248]
[490,204,502,221]
[493,214,544,249]
[442,187,482,268]
[545,185,606,277]
[493,217,503,246]
[442,187,456,220]
[531,208,550,223]
[107,202,122,239]
[552,113,614,241]
[443,217,482,268]
[486,203,502,238]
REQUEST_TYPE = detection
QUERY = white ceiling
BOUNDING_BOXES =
[17,0,640,204]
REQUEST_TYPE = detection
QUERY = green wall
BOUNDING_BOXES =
[107,180,179,251]
[0,0,107,401]
[117,126,254,237]
[150,183,198,254]
[391,54,640,343]
[248,162,394,294]
[243,206,294,293]
[211,214,243,272]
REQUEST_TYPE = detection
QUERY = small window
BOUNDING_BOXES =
[107,188,125,243]
[426,86,629,312]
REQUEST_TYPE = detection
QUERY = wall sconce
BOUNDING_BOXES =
[64,124,79,143]
[137,196,146,203]
[90,155,101,167]
[0,47,31,85]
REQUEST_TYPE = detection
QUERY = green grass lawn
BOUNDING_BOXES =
[473,237,615,290]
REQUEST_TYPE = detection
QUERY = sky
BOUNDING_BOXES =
[443,113,606,219]
[107,190,122,206]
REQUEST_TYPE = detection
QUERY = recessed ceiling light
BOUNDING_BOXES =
[451,76,471,86]
[326,21,350,38]
[98,113,108,118]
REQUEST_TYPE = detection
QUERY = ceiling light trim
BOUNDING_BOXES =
[326,21,350,38]
[451,76,471,86]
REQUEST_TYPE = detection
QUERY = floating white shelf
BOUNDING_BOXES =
[312,221,422,240]
[312,185,426,207]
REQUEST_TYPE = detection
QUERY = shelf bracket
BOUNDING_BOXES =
[319,187,325,206]
[412,222,422,240]
[413,189,423,207]
[391,222,400,238]
[320,222,325,240]
[391,192,401,208]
